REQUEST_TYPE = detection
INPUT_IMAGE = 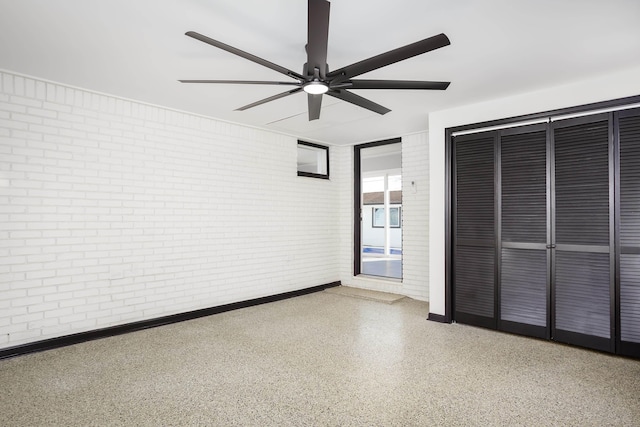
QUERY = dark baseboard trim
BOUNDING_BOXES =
[428,313,449,323]
[0,281,341,361]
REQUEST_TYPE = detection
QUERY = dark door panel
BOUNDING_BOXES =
[552,115,614,352]
[453,133,496,328]
[617,109,640,358]
[498,126,549,338]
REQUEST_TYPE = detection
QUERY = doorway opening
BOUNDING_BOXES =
[354,139,402,279]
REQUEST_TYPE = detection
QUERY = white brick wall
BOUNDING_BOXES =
[0,70,339,349]
[400,133,429,300]
[335,134,430,301]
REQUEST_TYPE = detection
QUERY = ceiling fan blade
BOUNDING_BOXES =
[326,90,391,115]
[308,93,323,120]
[186,31,305,81]
[235,87,303,111]
[327,33,450,83]
[179,80,300,86]
[341,79,450,90]
[307,0,330,79]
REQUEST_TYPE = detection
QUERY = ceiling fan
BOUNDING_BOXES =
[180,0,451,121]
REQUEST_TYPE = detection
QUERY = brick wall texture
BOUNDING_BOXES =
[0,71,340,348]
[0,70,429,349]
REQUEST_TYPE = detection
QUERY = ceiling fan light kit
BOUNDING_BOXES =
[303,81,329,95]
[180,0,451,121]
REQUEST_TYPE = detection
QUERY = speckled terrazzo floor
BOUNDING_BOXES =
[1,291,639,427]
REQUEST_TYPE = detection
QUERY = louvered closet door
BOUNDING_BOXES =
[499,126,549,338]
[617,108,640,358]
[454,133,496,329]
[552,115,614,352]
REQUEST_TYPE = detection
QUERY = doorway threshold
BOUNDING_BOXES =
[324,286,406,304]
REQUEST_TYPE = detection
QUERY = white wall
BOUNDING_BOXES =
[428,65,640,316]
[0,70,339,349]
[336,133,430,301]
[401,133,430,301]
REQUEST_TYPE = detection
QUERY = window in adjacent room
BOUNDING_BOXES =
[372,206,401,228]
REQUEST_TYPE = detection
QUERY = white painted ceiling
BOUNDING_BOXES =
[1,0,639,145]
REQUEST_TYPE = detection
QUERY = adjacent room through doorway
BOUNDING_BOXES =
[355,140,402,279]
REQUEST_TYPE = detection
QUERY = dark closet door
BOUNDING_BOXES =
[551,114,614,352]
[617,108,640,358]
[498,125,549,338]
[453,132,496,328]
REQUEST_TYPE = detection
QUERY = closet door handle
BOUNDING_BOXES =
[546,244,556,249]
